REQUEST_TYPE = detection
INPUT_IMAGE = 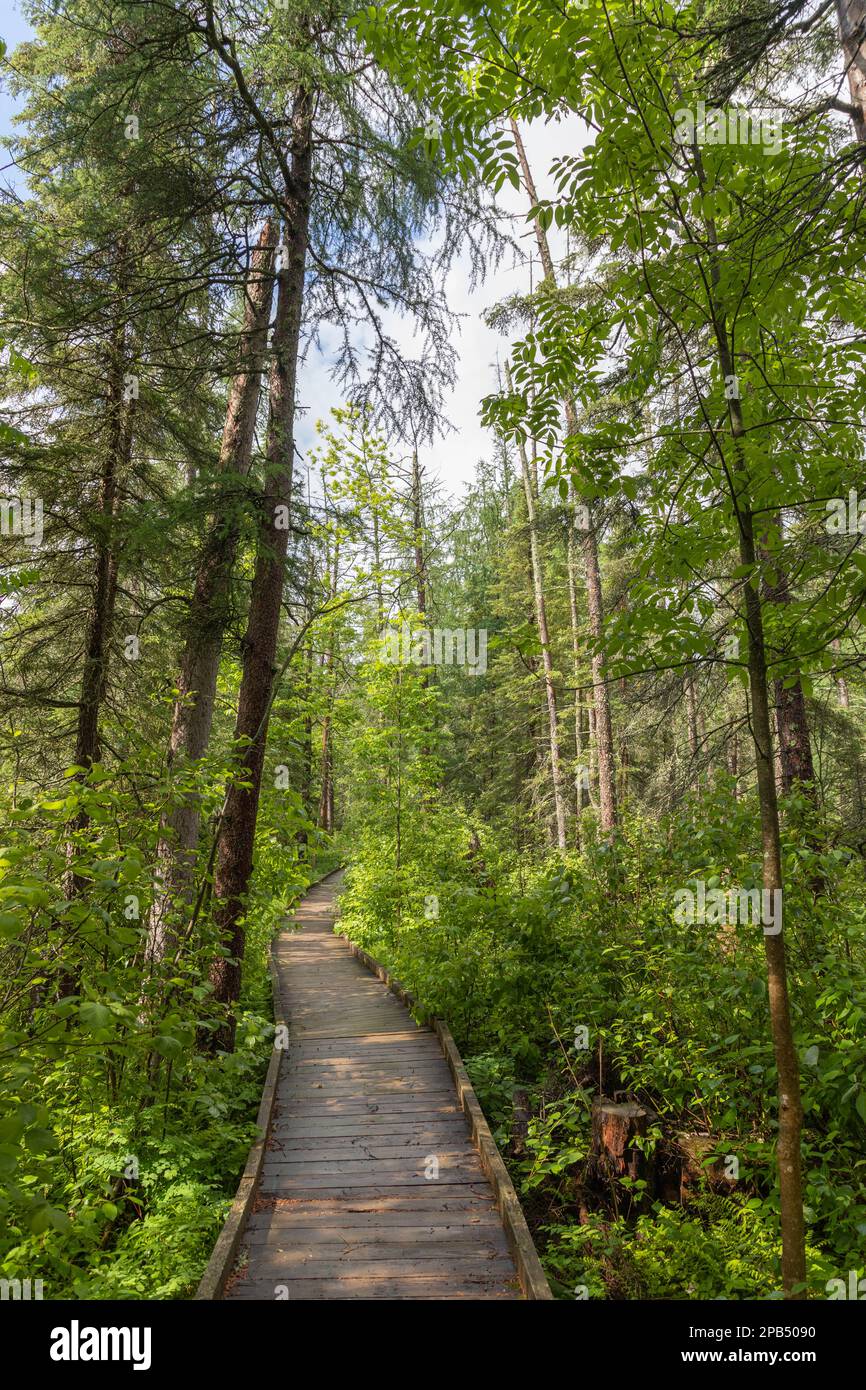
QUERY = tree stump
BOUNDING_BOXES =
[591,1099,655,1208]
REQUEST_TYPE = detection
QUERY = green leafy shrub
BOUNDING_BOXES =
[338,777,866,1298]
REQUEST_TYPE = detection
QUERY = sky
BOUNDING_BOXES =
[0,2,585,502]
[295,113,582,499]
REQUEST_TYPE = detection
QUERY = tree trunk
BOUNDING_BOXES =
[740,516,807,1297]
[318,731,334,834]
[297,637,314,853]
[728,727,739,798]
[508,364,567,849]
[411,450,427,618]
[74,352,131,774]
[509,1087,531,1158]
[60,343,134,995]
[317,526,339,834]
[774,678,816,796]
[147,218,276,963]
[318,669,334,833]
[760,516,816,801]
[618,672,630,808]
[581,520,618,831]
[715,335,806,1297]
[686,676,698,759]
[510,117,618,831]
[835,0,866,142]
[208,91,313,1048]
[832,637,850,708]
[372,508,384,628]
[689,145,805,1286]
[566,500,588,819]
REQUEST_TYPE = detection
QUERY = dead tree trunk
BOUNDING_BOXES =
[509,1087,531,1158]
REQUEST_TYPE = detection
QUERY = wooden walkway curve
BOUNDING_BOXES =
[207,871,551,1301]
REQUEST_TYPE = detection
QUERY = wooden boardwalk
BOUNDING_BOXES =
[222,873,541,1300]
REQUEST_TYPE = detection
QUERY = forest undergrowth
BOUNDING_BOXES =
[337,782,866,1299]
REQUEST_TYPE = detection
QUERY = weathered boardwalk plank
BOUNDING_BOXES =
[215,872,550,1301]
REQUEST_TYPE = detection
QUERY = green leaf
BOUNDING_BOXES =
[79,1001,112,1032]
[24,1127,58,1154]
[0,911,26,939]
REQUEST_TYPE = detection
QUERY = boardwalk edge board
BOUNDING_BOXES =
[194,867,341,1302]
[196,867,553,1302]
[341,937,555,1301]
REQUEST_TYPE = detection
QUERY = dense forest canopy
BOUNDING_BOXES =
[0,0,864,1307]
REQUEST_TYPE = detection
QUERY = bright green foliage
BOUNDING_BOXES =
[542,1198,839,1301]
[3,0,866,1305]
[339,777,866,1295]
[0,761,315,1297]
